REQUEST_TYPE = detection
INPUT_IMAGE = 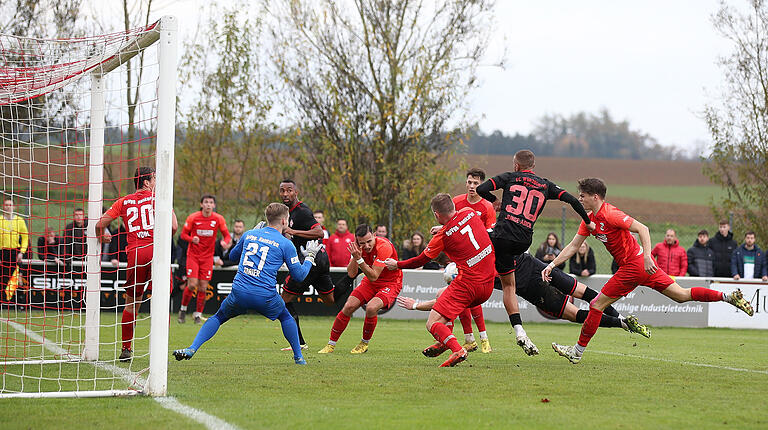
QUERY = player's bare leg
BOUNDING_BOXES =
[553,292,619,364]
[500,272,538,356]
[178,277,198,323]
[319,295,363,353]
[661,283,754,316]
[351,297,385,354]
[193,280,210,324]
[426,310,467,367]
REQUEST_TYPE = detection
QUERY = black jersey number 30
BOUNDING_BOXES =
[505,185,545,222]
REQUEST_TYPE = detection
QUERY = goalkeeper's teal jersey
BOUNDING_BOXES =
[227,226,312,295]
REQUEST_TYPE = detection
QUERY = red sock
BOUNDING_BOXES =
[429,322,462,353]
[121,309,134,350]
[195,288,206,313]
[470,305,486,332]
[362,316,377,341]
[458,308,473,335]
[330,312,351,342]
[690,287,724,302]
[181,285,194,307]
[578,307,603,348]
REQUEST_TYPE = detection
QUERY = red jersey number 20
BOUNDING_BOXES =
[126,203,154,233]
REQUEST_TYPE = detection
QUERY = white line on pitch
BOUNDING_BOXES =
[592,349,768,375]
[2,318,239,430]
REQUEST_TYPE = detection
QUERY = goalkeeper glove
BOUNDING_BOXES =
[303,240,323,266]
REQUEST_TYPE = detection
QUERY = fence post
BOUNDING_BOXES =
[561,206,566,243]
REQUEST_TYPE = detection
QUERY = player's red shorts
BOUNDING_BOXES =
[186,254,213,281]
[601,255,675,298]
[350,278,402,309]
[433,278,493,321]
[126,245,153,297]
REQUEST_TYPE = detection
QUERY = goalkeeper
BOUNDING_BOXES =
[173,203,322,365]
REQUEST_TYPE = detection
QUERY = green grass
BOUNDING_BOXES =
[1,315,767,429]
[552,181,726,206]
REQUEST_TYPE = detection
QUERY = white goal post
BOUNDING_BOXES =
[0,16,177,398]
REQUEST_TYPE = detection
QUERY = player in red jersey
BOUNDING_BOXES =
[178,195,231,324]
[451,168,495,353]
[95,167,178,362]
[543,178,755,364]
[385,193,495,367]
[318,224,403,354]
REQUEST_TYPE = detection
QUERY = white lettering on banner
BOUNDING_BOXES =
[467,244,492,267]
[415,285,443,295]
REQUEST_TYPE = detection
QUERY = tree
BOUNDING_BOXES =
[266,0,495,240]
[176,6,286,217]
[704,0,768,240]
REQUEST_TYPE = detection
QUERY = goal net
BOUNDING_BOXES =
[0,16,177,398]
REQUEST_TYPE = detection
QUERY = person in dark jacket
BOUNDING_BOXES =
[535,232,566,271]
[37,227,63,265]
[569,241,596,277]
[731,231,768,281]
[687,230,714,277]
[711,220,738,277]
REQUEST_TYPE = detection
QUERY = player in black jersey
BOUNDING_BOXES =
[279,179,336,350]
[398,252,651,337]
[476,150,596,355]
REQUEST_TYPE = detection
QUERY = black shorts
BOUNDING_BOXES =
[282,250,335,296]
[494,253,578,319]
[491,237,530,275]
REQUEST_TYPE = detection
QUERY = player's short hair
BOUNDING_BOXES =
[577,178,607,199]
[513,150,535,170]
[265,202,289,224]
[666,229,676,235]
[313,210,323,215]
[430,193,455,215]
[698,229,709,236]
[355,224,372,237]
[234,219,244,225]
[280,179,296,187]
[745,231,756,237]
[200,194,216,204]
[133,166,155,190]
[466,168,486,181]
[74,207,84,213]
[719,219,729,226]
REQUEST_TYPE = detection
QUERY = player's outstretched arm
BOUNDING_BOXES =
[629,220,657,274]
[396,296,435,311]
[543,234,587,281]
[475,179,498,203]
[558,191,592,226]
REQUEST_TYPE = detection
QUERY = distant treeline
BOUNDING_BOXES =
[464,109,690,160]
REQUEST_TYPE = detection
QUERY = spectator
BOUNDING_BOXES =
[1,197,28,293]
[37,227,63,265]
[314,210,330,242]
[218,219,245,267]
[731,231,767,281]
[569,241,595,277]
[63,207,87,262]
[651,229,688,276]
[375,224,388,239]
[687,229,714,277]
[711,220,738,278]
[534,232,565,270]
[108,225,128,267]
[401,232,427,261]
[326,219,355,267]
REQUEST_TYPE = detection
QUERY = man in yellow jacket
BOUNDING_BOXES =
[1,197,28,296]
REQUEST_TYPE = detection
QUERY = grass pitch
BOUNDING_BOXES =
[2,315,767,429]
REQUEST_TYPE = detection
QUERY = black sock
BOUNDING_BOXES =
[599,314,623,328]
[285,302,305,345]
[603,305,620,318]
[576,309,589,323]
[508,313,522,327]
[580,287,598,302]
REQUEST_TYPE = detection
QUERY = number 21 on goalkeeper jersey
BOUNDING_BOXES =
[227,226,311,295]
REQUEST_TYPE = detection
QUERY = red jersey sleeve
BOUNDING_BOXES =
[577,220,589,236]
[605,206,634,230]
[372,240,394,267]
[423,232,445,259]
[105,197,125,220]
[481,200,495,229]
[180,213,195,242]
[217,214,231,244]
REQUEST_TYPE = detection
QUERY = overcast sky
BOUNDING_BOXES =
[143,0,734,153]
